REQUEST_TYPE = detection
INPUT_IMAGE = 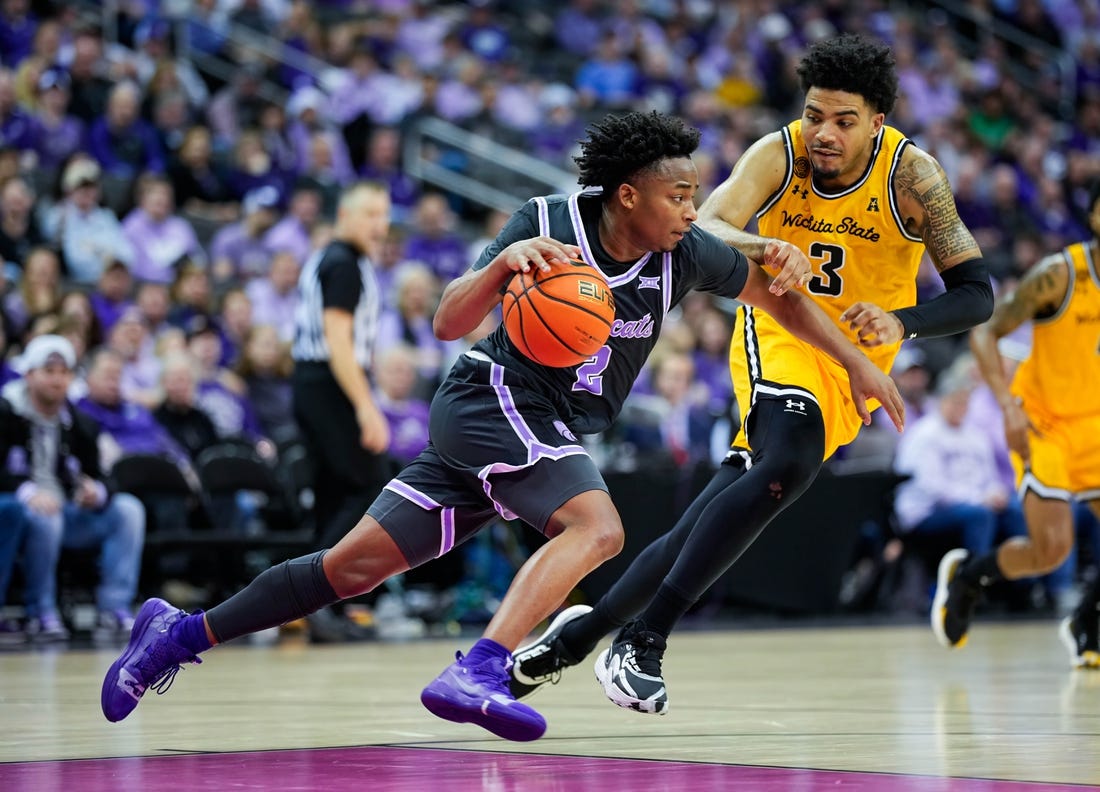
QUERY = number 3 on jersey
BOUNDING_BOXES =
[805,242,846,297]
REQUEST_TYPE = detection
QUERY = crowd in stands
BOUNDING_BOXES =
[1,0,1099,641]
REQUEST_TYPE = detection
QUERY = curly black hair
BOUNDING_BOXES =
[573,110,701,197]
[796,33,898,115]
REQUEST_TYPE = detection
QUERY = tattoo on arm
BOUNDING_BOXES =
[895,155,979,269]
[990,256,1068,334]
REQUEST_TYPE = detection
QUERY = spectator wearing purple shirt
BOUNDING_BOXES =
[372,343,429,467]
[166,260,212,331]
[87,81,165,178]
[691,308,736,418]
[89,259,134,335]
[359,127,419,225]
[0,68,36,151]
[403,193,469,285]
[186,0,228,59]
[0,320,17,387]
[217,288,251,369]
[433,56,485,124]
[106,306,161,409]
[373,263,445,399]
[134,280,173,342]
[459,2,512,64]
[262,184,321,267]
[324,45,389,128]
[394,0,450,72]
[206,65,267,150]
[297,135,344,218]
[226,128,293,206]
[74,347,189,470]
[529,87,584,170]
[244,250,300,343]
[186,315,263,441]
[210,185,280,284]
[121,175,204,284]
[31,68,85,174]
[286,87,355,186]
[554,0,605,59]
[0,0,36,68]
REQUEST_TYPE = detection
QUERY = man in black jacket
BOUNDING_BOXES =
[0,335,146,641]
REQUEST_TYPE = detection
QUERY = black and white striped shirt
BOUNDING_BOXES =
[292,240,381,370]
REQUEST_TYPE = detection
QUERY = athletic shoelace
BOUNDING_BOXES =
[133,640,202,697]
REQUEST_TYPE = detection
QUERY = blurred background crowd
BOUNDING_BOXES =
[1,0,1099,644]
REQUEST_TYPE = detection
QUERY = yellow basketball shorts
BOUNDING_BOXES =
[729,306,875,462]
[1011,407,1100,501]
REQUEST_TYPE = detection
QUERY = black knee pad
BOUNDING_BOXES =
[744,396,826,495]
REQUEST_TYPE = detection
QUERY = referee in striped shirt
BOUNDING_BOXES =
[292,182,392,551]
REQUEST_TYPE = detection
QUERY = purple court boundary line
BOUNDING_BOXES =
[1,745,1096,791]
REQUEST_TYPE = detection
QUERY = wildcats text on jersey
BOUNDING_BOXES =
[610,312,655,339]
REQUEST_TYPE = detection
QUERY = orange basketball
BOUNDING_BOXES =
[502,258,616,368]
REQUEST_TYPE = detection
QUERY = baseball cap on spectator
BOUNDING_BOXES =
[287,86,326,117]
[243,185,280,215]
[62,159,101,192]
[38,68,70,93]
[16,334,76,374]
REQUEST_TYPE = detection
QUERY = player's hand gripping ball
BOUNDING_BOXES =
[503,258,616,368]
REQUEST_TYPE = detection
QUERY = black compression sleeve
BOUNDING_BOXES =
[891,257,993,339]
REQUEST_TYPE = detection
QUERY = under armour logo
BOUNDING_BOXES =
[791,185,808,199]
[785,399,805,411]
[866,197,880,212]
[638,276,660,290]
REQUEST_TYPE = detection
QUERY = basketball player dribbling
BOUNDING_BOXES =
[509,34,993,716]
[101,110,903,742]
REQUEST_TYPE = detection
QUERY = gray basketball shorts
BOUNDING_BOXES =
[367,351,608,567]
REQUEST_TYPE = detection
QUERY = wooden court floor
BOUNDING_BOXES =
[1,621,1098,790]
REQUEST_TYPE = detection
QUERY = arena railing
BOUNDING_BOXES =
[404,116,577,215]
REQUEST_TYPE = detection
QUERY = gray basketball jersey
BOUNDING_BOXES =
[473,190,749,435]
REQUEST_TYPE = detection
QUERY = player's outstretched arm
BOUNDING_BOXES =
[433,237,581,341]
[739,265,905,431]
[969,253,1068,463]
[697,133,811,296]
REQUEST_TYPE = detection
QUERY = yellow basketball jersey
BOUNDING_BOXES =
[754,120,926,375]
[1012,241,1100,420]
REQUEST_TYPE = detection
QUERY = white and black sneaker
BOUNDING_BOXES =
[1060,612,1100,669]
[931,548,982,649]
[510,604,592,699]
[593,621,668,715]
